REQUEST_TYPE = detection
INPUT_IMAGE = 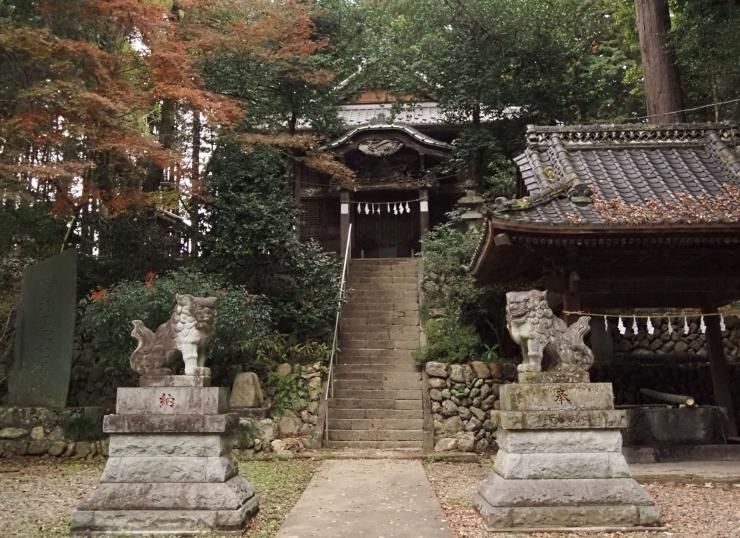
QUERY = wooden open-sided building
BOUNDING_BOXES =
[470,123,740,436]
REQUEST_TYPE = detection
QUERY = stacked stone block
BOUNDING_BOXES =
[475,372,660,531]
[71,375,258,535]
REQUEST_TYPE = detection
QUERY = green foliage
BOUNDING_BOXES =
[59,414,103,442]
[75,268,272,385]
[255,333,329,375]
[420,218,488,322]
[266,370,310,417]
[201,143,340,337]
[412,316,482,364]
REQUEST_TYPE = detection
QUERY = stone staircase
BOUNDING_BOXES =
[326,258,424,449]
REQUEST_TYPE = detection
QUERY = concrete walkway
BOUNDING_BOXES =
[276,459,453,538]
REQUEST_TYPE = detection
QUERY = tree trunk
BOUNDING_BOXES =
[188,110,201,255]
[634,0,684,123]
[144,100,176,192]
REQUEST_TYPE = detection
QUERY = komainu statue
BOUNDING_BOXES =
[130,294,217,376]
[505,290,593,373]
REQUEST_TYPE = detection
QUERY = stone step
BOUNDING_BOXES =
[334,361,419,372]
[340,348,413,358]
[333,378,421,390]
[344,299,419,307]
[348,270,418,278]
[341,341,419,351]
[332,389,421,400]
[341,320,419,331]
[327,429,424,442]
[348,279,418,287]
[324,440,423,449]
[328,418,424,431]
[342,329,420,339]
[329,408,423,420]
[330,371,421,382]
[329,398,422,410]
[348,290,418,299]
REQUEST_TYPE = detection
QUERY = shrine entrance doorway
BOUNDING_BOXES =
[351,191,421,258]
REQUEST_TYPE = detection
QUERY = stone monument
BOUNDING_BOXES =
[8,250,76,408]
[71,294,258,535]
[474,290,661,531]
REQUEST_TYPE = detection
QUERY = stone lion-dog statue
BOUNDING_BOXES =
[130,294,217,376]
[505,290,593,373]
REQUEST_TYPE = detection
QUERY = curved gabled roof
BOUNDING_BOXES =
[323,123,454,155]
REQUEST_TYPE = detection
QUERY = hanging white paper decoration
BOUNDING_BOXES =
[604,316,608,331]
[699,315,706,334]
[405,202,411,213]
[632,316,639,335]
[387,203,391,214]
[375,205,380,215]
[667,317,673,335]
[683,316,689,335]
[364,203,370,215]
[356,203,361,214]
[393,203,398,215]
[720,314,727,332]
[646,317,654,335]
[400,203,406,214]
[617,316,626,335]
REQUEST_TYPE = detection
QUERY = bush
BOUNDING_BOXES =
[74,268,273,392]
[201,143,340,337]
[413,315,483,364]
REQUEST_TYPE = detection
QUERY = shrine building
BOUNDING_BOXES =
[294,90,494,258]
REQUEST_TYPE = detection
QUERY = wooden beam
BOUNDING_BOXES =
[703,307,738,437]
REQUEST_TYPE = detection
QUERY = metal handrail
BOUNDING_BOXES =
[325,223,352,442]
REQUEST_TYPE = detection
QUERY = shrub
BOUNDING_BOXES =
[74,268,273,388]
[413,315,483,364]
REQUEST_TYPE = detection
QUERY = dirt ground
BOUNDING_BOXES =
[425,460,740,538]
[0,456,320,538]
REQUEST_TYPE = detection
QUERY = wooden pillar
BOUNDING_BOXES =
[339,190,351,259]
[419,188,430,238]
[703,307,738,437]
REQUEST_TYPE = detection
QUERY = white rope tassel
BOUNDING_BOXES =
[617,316,626,335]
[667,317,673,335]
[632,315,639,335]
[683,316,690,335]
[720,314,726,332]
[700,315,706,334]
[405,202,411,213]
[646,316,654,335]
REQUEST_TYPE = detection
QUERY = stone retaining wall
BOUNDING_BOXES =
[233,362,324,455]
[425,361,508,453]
[0,406,108,458]
[612,316,740,361]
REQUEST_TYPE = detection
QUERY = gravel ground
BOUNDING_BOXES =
[425,461,740,538]
[0,456,320,538]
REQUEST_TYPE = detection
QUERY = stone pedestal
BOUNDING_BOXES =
[475,373,661,531]
[71,375,258,535]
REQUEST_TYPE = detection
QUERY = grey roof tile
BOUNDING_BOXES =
[495,124,740,227]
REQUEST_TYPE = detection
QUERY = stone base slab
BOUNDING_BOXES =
[104,413,237,434]
[477,475,655,507]
[500,383,614,412]
[517,371,590,384]
[491,409,627,430]
[474,496,661,529]
[140,375,211,388]
[108,434,231,458]
[493,449,631,479]
[496,430,622,453]
[116,387,228,415]
[101,455,237,483]
[71,495,258,535]
[79,475,254,511]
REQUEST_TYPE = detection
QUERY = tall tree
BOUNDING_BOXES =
[634,0,684,123]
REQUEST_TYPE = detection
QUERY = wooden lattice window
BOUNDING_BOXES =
[301,199,339,227]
